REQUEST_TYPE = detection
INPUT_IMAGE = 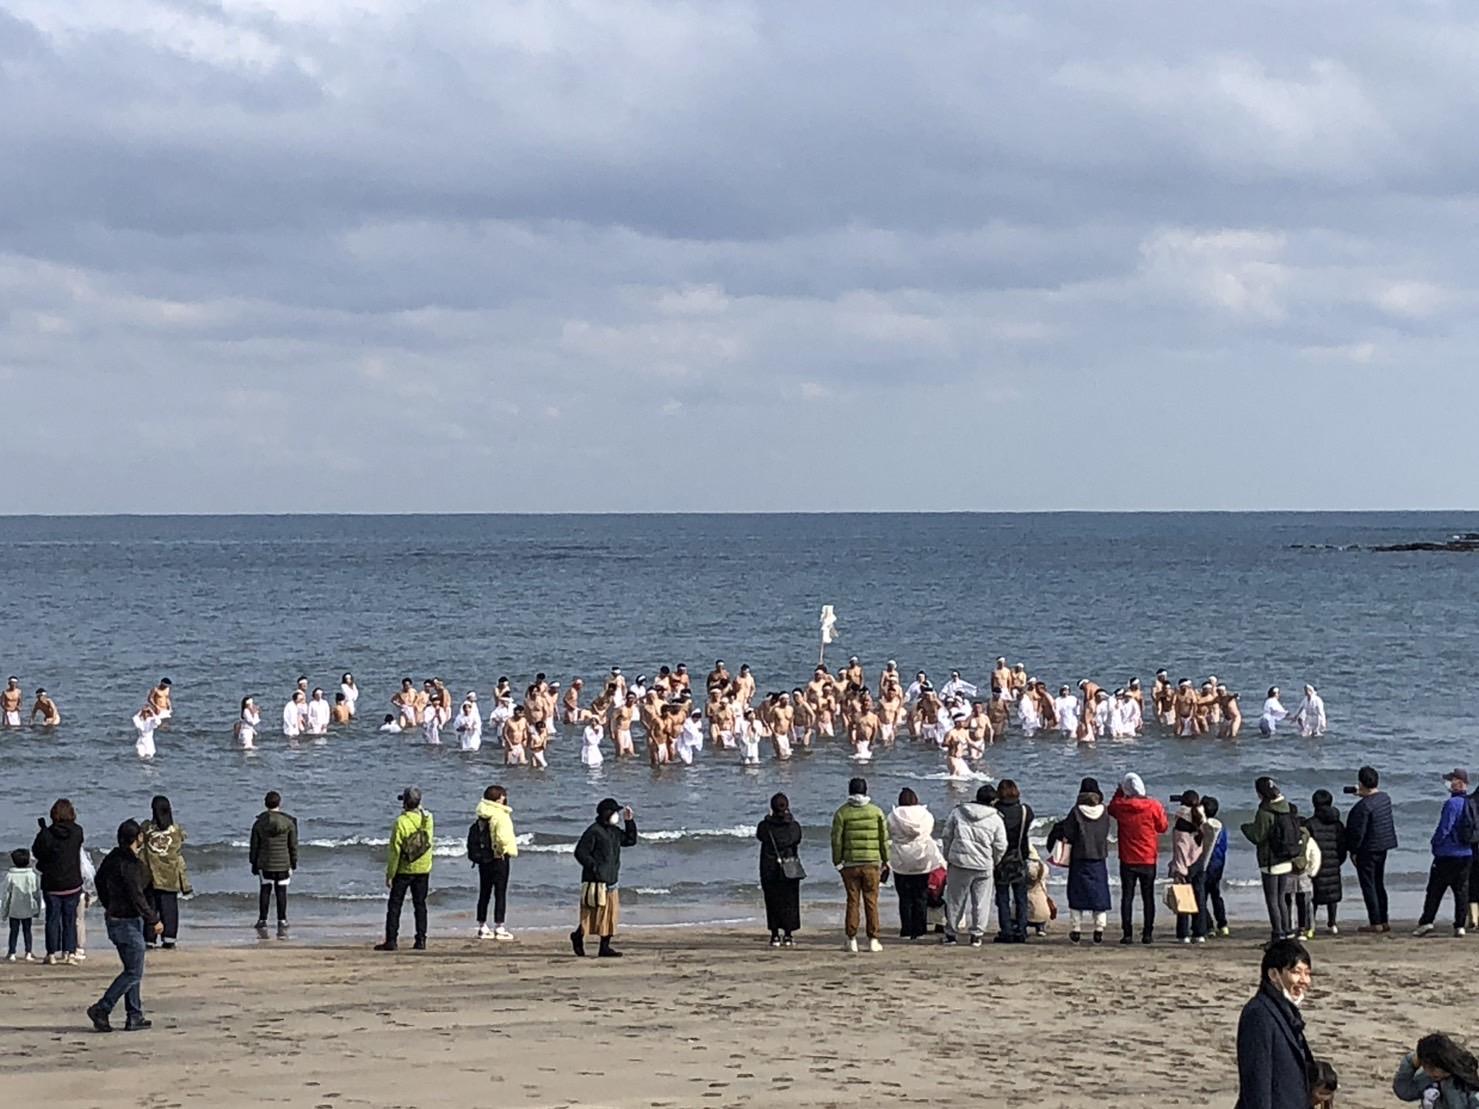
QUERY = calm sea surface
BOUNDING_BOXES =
[2,512,1476,939]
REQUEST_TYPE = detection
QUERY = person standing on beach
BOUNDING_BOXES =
[87,820,163,1034]
[1344,765,1397,933]
[940,784,1007,947]
[992,780,1034,943]
[1046,777,1111,944]
[250,791,297,938]
[139,796,189,950]
[1241,777,1301,942]
[571,798,638,958]
[1200,796,1230,938]
[1412,769,1473,938]
[375,788,434,952]
[32,798,85,964]
[469,785,518,941]
[886,788,944,941]
[830,777,889,953]
[1234,939,1314,1109]
[1303,791,1346,937]
[757,792,804,947]
[1108,772,1168,945]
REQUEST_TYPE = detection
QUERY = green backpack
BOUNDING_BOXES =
[399,812,431,865]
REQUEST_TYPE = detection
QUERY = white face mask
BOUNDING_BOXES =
[1280,988,1304,1008]
[608,812,621,826]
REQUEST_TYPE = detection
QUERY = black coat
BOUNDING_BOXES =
[1235,983,1314,1109]
[1304,806,1347,905]
[31,820,85,893]
[756,814,803,884]
[1345,791,1398,855]
[574,818,638,886]
[95,846,160,925]
[997,800,1036,860]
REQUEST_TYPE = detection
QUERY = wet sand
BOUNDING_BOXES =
[0,924,1462,1108]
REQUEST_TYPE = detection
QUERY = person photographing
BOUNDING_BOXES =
[1343,765,1398,934]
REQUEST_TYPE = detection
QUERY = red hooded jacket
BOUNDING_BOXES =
[1107,789,1169,867]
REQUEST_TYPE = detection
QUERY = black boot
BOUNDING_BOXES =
[1141,928,1154,946]
[1119,929,1134,945]
[597,936,622,958]
[570,929,585,957]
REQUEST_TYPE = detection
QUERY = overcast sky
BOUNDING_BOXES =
[2,1,1476,512]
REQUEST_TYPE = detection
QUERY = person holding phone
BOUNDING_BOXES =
[87,820,163,1033]
[571,798,638,958]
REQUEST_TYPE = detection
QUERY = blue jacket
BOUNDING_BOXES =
[1430,794,1474,859]
[1345,791,1398,856]
[1235,983,1314,1109]
[1208,824,1229,871]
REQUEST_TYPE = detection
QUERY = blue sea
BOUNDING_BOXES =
[2,512,1476,940]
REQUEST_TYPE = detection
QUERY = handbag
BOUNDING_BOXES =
[996,811,1030,884]
[768,827,806,881]
[1048,838,1072,868]
[582,881,608,909]
[1164,881,1198,915]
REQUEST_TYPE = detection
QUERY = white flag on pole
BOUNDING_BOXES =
[820,605,838,645]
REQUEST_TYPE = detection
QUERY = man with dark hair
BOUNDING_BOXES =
[1345,765,1398,933]
[1235,939,1315,1109]
[250,790,298,938]
[375,787,433,952]
[830,777,890,953]
[88,820,162,1033]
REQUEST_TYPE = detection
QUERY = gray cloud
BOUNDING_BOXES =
[1,0,1477,512]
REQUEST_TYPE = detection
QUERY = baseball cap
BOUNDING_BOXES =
[398,786,422,806]
[1443,768,1470,785]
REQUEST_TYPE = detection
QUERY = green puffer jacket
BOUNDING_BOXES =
[387,808,435,880]
[1240,797,1294,871]
[831,795,890,867]
[250,809,299,875]
[139,821,190,894]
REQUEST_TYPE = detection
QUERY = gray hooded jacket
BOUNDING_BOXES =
[941,802,1008,873]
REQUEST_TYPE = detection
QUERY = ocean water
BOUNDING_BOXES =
[2,512,1476,940]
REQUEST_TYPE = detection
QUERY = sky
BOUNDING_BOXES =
[2,0,1477,513]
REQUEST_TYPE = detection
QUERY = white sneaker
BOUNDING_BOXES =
[493,927,514,941]
[476,925,495,940]
[73,948,85,960]
[844,937,858,953]
[1413,923,1435,937]
[1328,925,1339,936]
[24,953,35,962]
[1456,927,1467,938]
[867,938,883,953]
[5,954,13,962]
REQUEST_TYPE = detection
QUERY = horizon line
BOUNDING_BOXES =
[0,508,1476,519]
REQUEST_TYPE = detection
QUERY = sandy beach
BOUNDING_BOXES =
[0,923,1462,1108]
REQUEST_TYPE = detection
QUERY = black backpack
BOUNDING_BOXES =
[1460,795,1479,847]
[466,817,493,866]
[1266,807,1303,864]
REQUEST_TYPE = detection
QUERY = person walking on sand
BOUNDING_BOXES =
[375,788,434,952]
[87,820,164,1034]
[32,798,85,965]
[940,783,1007,947]
[1241,776,1302,943]
[1412,769,1474,938]
[250,791,298,938]
[1108,772,1169,945]
[469,785,519,941]
[1045,777,1111,944]
[1234,938,1315,1109]
[886,788,945,941]
[139,796,189,950]
[1393,1034,1479,1109]
[756,792,804,947]
[830,776,890,953]
[571,798,638,958]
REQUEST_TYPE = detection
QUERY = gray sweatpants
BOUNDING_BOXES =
[944,865,993,938]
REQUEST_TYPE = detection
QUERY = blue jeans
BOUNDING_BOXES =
[994,877,1029,938]
[98,917,147,1018]
[43,891,80,956]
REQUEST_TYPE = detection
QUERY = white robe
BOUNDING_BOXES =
[282,701,304,738]
[455,709,483,752]
[423,713,441,745]
[1292,694,1327,737]
[941,679,978,701]
[133,712,158,758]
[235,708,260,749]
[1054,696,1081,736]
[306,699,330,736]
[340,683,359,716]
[1260,697,1288,736]
[1018,697,1042,737]
[581,726,604,767]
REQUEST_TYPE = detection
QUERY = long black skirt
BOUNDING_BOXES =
[761,876,801,934]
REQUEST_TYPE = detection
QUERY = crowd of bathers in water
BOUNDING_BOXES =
[87,659,1329,764]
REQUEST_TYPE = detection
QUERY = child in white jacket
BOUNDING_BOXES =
[3,848,43,961]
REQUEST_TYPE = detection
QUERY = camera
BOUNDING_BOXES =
[1342,786,1359,795]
